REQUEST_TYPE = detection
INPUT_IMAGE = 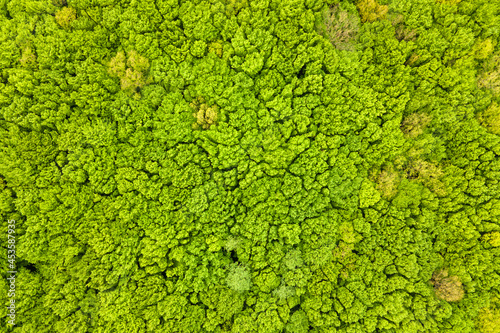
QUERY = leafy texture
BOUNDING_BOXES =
[0,0,499,332]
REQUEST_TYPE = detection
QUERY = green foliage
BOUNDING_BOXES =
[224,236,241,252]
[318,3,360,51]
[375,164,401,199]
[471,38,495,60]
[430,269,465,302]
[107,50,152,99]
[1,0,499,331]
[483,232,500,247]
[359,178,381,208]
[356,0,388,23]
[273,281,296,301]
[190,96,218,129]
[436,0,461,4]
[478,102,500,135]
[401,112,432,138]
[389,13,417,41]
[208,40,224,58]
[55,6,76,29]
[285,309,309,333]
[18,45,37,68]
[478,51,500,97]
[477,296,500,333]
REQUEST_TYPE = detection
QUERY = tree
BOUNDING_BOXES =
[319,3,360,51]
[401,113,432,138]
[107,50,152,99]
[436,0,461,5]
[478,51,500,97]
[478,102,500,135]
[55,7,76,29]
[226,263,252,293]
[430,269,465,302]
[477,296,500,333]
[375,165,401,199]
[356,0,388,23]
[190,96,218,129]
[285,309,309,333]
[389,13,417,42]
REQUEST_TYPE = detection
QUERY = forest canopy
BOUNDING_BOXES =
[0,0,499,332]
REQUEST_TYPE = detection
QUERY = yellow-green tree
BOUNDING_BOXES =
[356,0,388,23]
[320,4,360,51]
[376,165,401,199]
[477,294,500,333]
[190,97,218,130]
[478,103,500,135]
[55,7,76,29]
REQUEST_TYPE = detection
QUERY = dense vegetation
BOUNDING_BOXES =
[1,0,499,332]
